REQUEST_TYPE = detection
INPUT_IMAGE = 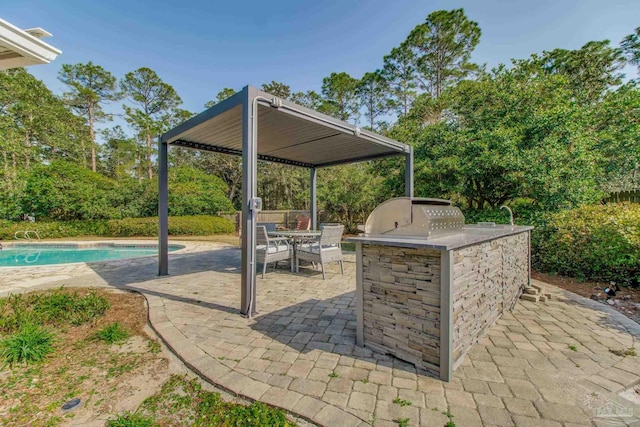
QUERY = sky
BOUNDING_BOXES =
[4,0,640,120]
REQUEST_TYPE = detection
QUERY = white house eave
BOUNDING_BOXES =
[0,18,61,69]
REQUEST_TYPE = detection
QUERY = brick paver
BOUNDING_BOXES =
[3,241,640,426]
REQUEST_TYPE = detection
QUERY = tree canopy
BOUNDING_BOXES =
[59,62,121,172]
[1,8,639,232]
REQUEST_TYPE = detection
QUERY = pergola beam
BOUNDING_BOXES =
[315,151,408,169]
[171,139,410,169]
[172,139,315,168]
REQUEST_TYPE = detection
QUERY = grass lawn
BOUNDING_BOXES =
[110,375,296,427]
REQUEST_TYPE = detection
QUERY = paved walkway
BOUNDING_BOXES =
[2,241,640,426]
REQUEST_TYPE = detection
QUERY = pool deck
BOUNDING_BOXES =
[2,240,640,426]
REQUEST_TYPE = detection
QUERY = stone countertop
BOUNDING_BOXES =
[345,224,534,251]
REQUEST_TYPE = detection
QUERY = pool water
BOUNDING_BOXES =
[0,244,183,267]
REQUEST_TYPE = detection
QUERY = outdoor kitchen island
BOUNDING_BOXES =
[346,198,533,382]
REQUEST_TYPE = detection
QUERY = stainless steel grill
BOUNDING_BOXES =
[364,197,465,238]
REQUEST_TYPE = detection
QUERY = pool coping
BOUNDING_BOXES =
[2,242,184,249]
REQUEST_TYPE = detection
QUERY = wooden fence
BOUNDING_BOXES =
[605,190,640,203]
[218,210,326,232]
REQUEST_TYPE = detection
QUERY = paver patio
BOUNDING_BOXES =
[2,241,640,426]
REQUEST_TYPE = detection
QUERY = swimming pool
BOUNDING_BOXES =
[0,243,184,267]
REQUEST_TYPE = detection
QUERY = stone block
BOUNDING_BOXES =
[534,401,591,423]
[259,387,302,411]
[314,404,362,427]
[503,397,538,416]
[478,405,514,426]
[473,393,504,408]
[348,391,376,412]
[292,396,326,419]
[445,389,476,408]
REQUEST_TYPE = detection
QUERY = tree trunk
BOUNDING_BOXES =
[228,182,237,203]
[402,80,409,117]
[146,130,153,180]
[369,96,375,130]
[2,150,8,180]
[81,138,87,169]
[137,148,143,183]
[435,41,442,99]
[89,104,96,172]
[24,129,30,169]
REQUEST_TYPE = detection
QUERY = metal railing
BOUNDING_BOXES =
[605,190,640,203]
[14,230,41,240]
[218,210,325,232]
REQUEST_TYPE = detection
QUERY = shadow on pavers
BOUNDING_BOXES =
[250,290,423,376]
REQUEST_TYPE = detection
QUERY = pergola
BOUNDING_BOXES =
[159,85,413,316]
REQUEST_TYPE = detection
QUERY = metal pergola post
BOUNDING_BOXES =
[405,146,414,198]
[310,168,317,230]
[158,85,413,318]
[240,86,258,316]
[158,137,169,275]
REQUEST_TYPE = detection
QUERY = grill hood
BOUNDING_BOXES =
[364,197,465,238]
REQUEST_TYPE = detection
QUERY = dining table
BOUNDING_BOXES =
[268,230,321,272]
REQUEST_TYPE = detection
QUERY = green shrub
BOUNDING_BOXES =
[7,163,234,222]
[534,203,640,285]
[94,322,129,344]
[462,199,550,228]
[167,215,234,235]
[106,412,156,427]
[167,167,235,216]
[0,323,55,367]
[106,215,234,237]
[0,289,110,334]
[0,219,109,240]
[107,217,157,237]
[0,215,234,239]
[32,290,110,326]
[21,161,122,221]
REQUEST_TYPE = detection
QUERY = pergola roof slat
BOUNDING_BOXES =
[161,86,409,168]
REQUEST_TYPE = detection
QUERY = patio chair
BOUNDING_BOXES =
[295,224,344,279]
[256,225,292,278]
[257,222,277,232]
[295,216,311,231]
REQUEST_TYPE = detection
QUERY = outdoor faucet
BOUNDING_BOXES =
[500,206,514,227]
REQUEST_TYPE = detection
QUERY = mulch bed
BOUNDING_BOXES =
[0,288,168,427]
[533,270,640,325]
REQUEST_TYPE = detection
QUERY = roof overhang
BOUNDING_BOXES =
[161,86,410,168]
[0,18,61,69]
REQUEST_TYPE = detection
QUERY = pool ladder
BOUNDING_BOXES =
[14,230,41,240]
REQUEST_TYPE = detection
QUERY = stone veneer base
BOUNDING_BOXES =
[355,231,530,381]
